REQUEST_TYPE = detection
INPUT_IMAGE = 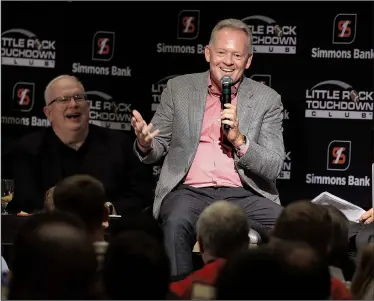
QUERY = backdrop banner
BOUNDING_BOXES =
[2,1,373,209]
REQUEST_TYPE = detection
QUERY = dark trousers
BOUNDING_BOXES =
[159,184,283,277]
[355,223,374,250]
[348,221,374,251]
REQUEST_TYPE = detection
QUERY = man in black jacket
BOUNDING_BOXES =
[5,75,154,215]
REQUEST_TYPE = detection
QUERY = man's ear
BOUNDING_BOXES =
[204,45,211,63]
[43,106,52,122]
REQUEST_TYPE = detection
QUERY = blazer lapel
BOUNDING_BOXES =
[236,78,254,135]
[189,72,209,147]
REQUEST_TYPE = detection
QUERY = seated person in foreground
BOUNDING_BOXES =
[102,230,171,300]
[170,200,250,299]
[7,211,99,300]
[215,242,332,300]
[269,201,353,300]
[6,75,153,215]
[51,174,110,269]
[351,242,374,300]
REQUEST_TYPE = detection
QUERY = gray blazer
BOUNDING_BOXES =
[134,70,285,218]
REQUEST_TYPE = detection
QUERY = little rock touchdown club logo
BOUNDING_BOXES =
[241,15,297,54]
[86,90,132,131]
[305,80,373,120]
[151,75,180,111]
[1,28,56,68]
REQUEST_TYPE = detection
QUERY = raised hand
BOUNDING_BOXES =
[131,110,160,148]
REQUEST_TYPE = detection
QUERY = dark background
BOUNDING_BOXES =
[2,1,374,209]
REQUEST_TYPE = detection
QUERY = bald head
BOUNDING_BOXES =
[44,75,84,105]
[42,74,90,140]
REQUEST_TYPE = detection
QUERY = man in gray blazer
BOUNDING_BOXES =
[132,18,285,277]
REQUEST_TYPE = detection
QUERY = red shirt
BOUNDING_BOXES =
[330,277,353,300]
[170,258,226,299]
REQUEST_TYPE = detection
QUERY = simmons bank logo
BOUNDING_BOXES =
[241,15,297,54]
[333,13,357,45]
[306,140,370,187]
[311,13,373,60]
[92,31,115,61]
[305,80,373,120]
[72,31,131,77]
[327,140,351,171]
[1,28,56,68]
[12,82,35,112]
[157,10,204,54]
[85,90,132,131]
[2,82,50,127]
[151,75,180,111]
[177,10,200,40]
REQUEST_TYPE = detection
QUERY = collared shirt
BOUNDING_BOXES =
[184,75,249,188]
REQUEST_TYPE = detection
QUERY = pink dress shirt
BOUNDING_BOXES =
[137,75,249,188]
[184,76,249,188]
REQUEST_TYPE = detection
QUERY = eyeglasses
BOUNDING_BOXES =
[48,94,88,106]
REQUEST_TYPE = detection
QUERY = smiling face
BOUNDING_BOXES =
[43,76,90,136]
[205,27,253,90]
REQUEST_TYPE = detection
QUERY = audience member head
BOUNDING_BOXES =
[53,174,107,241]
[324,205,349,263]
[103,230,170,300]
[215,241,331,300]
[271,200,332,256]
[44,186,55,212]
[43,75,90,144]
[351,243,374,299]
[8,211,98,300]
[109,210,164,243]
[205,19,253,90]
[196,200,249,263]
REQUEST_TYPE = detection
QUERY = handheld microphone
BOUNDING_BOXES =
[221,75,233,132]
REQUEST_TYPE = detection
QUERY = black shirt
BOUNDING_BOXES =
[5,125,155,214]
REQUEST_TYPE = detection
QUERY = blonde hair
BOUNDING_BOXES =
[44,75,84,105]
[351,243,374,299]
[209,18,253,55]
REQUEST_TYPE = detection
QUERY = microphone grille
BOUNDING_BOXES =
[221,76,233,85]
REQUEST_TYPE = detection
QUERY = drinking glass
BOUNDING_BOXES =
[1,179,14,215]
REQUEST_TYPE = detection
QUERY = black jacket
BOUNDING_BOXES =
[4,125,155,215]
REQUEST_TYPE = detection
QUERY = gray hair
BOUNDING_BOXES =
[44,75,84,105]
[209,18,253,55]
[196,200,249,258]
